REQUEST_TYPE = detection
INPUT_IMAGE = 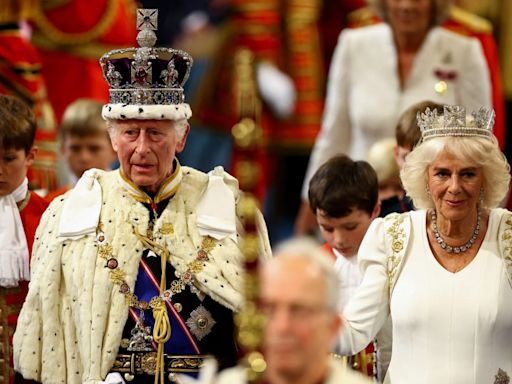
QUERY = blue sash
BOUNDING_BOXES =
[132,259,201,355]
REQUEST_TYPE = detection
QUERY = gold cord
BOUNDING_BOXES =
[133,228,172,384]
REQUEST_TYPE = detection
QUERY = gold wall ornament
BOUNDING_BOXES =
[231,44,266,383]
[237,194,259,222]
[235,302,266,350]
[234,192,267,383]
[235,161,261,191]
[231,118,263,149]
[241,234,260,263]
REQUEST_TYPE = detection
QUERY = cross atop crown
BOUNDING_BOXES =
[137,9,158,31]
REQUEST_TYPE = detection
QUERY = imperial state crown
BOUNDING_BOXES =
[100,9,193,121]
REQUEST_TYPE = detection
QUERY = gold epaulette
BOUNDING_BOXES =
[0,0,37,23]
[346,6,381,28]
[449,6,493,34]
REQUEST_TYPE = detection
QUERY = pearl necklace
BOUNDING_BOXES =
[431,208,481,254]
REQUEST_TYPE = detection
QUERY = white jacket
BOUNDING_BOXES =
[302,23,491,199]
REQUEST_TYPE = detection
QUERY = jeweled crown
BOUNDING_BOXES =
[417,105,494,142]
[100,9,193,121]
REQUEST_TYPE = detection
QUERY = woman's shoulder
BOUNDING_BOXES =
[491,208,512,229]
[430,25,480,46]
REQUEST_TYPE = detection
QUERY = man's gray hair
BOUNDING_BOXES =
[272,236,341,314]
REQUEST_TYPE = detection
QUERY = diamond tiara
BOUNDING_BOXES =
[417,105,495,142]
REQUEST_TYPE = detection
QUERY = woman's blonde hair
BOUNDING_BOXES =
[401,136,510,209]
[367,0,452,26]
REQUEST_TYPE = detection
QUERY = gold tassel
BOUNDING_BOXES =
[133,228,172,384]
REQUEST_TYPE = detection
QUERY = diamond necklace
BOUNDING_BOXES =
[431,207,481,254]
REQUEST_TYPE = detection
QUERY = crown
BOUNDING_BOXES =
[100,9,193,121]
[417,105,495,142]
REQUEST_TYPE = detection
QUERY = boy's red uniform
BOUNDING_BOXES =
[0,191,48,384]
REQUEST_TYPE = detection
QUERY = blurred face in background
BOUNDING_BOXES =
[261,256,341,383]
[62,132,117,179]
[385,0,433,39]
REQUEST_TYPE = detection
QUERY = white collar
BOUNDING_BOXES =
[0,178,30,287]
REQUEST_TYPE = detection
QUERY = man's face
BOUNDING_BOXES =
[62,133,117,179]
[316,207,378,258]
[0,146,35,196]
[261,257,340,382]
[110,119,188,192]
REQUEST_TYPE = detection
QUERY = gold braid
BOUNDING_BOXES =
[133,227,172,384]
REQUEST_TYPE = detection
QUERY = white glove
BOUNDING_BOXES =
[256,62,296,119]
[101,372,125,384]
[58,168,102,239]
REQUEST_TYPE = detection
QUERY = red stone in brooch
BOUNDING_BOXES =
[434,69,458,81]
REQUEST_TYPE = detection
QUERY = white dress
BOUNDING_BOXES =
[339,209,512,384]
[301,23,492,199]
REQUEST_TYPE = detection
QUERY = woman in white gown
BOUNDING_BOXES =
[338,105,512,384]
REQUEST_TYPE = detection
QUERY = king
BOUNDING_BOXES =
[13,8,271,384]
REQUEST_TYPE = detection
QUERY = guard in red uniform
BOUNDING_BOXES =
[29,0,137,122]
[0,0,58,193]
